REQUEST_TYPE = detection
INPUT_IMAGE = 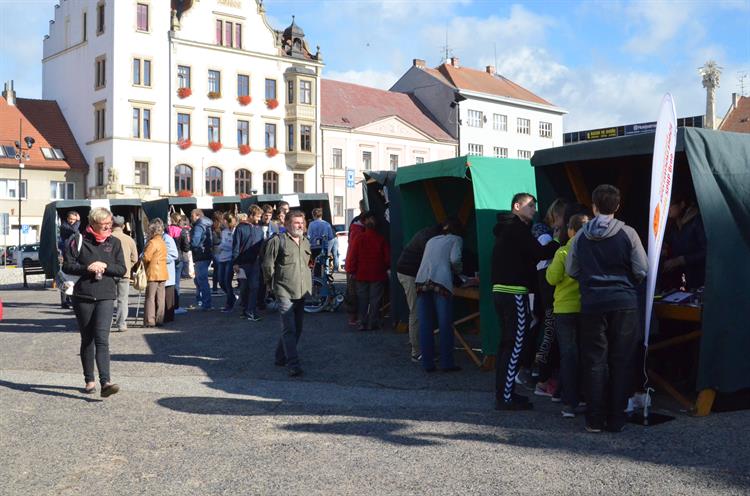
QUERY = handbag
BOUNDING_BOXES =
[131,259,147,291]
[57,233,83,296]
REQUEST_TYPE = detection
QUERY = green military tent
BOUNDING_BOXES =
[395,155,538,357]
[531,127,750,395]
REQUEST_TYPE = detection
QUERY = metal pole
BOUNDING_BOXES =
[17,120,22,261]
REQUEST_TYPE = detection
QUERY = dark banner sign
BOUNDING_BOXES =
[564,115,703,144]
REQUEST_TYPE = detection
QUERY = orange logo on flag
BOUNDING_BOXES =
[653,204,660,237]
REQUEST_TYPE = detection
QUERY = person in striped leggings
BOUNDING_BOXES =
[491,193,560,411]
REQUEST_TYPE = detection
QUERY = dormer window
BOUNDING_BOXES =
[215,19,241,48]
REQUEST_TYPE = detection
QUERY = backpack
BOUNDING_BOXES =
[178,227,191,253]
[57,233,83,296]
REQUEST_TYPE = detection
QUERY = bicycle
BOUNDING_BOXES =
[304,236,344,313]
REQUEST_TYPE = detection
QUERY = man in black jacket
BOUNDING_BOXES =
[232,205,264,321]
[492,193,560,410]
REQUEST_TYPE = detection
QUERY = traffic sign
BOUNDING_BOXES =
[21,224,29,234]
[346,169,355,189]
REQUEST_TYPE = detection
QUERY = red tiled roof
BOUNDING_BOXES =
[425,63,555,107]
[321,79,455,142]
[0,96,87,172]
[719,96,750,134]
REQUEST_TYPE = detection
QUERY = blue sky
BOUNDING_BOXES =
[1,0,748,130]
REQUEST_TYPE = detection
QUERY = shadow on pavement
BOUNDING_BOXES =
[0,379,103,403]
[0,318,74,333]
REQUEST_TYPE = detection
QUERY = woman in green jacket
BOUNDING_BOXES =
[546,213,589,418]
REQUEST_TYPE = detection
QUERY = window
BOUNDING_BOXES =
[467,109,483,128]
[0,145,14,158]
[287,124,294,152]
[224,21,233,47]
[82,12,87,42]
[95,56,105,89]
[132,59,140,85]
[143,109,150,139]
[299,80,311,104]
[53,148,65,159]
[265,123,276,149]
[287,79,294,104]
[51,181,75,200]
[132,108,150,139]
[42,148,55,159]
[235,169,252,195]
[205,167,223,194]
[175,164,192,192]
[493,147,508,158]
[265,79,276,101]
[332,148,342,169]
[237,120,249,146]
[177,113,190,141]
[143,60,151,86]
[96,160,104,186]
[215,20,222,45]
[300,125,312,152]
[134,161,148,185]
[518,149,532,159]
[493,114,507,132]
[96,2,104,34]
[235,24,242,49]
[263,171,279,194]
[237,74,249,97]
[517,118,530,135]
[177,65,191,88]
[293,173,304,193]
[132,58,151,86]
[539,121,552,138]
[215,19,241,48]
[362,150,372,170]
[0,179,27,200]
[389,153,399,170]
[94,105,106,140]
[136,3,148,31]
[208,70,220,94]
[415,156,425,164]
[468,143,483,156]
[334,196,343,217]
[132,108,140,138]
[208,116,220,143]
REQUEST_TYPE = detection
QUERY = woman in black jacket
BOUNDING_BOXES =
[63,207,126,397]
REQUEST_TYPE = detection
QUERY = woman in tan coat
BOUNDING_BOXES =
[142,219,168,327]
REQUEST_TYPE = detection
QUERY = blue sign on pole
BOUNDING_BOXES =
[346,169,355,189]
[21,224,30,234]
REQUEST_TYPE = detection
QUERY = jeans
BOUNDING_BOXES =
[580,309,639,430]
[114,277,130,330]
[417,291,455,370]
[174,259,184,308]
[212,256,220,290]
[555,313,581,408]
[238,262,259,315]
[494,293,531,403]
[216,261,235,308]
[73,297,114,385]
[397,272,420,356]
[194,260,212,308]
[275,297,305,369]
[356,280,385,329]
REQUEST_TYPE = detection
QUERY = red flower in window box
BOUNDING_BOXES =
[177,87,192,99]
[208,141,222,152]
[208,191,223,197]
[238,95,252,106]
[265,98,279,110]
[239,144,251,155]
[266,147,278,157]
[239,193,252,199]
[207,91,222,100]
[177,138,192,150]
[177,190,193,197]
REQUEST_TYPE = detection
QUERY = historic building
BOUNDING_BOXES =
[320,79,457,224]
[719,93,750,134]
[0,81,87,245]
[391,57,566,159]
[42,0,322,199]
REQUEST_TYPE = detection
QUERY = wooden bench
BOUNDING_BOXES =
[22,260,49,289]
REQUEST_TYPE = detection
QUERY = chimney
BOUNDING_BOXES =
[413,59,426,69]
[2,80,16,106]
[486,65,495,75]
[732,92,739,110]
[449,56,460,68]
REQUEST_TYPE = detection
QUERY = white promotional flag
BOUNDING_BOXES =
[644,94,678,346]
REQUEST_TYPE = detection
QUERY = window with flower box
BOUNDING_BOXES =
[265,79,276,101]
[237,74,249,98]
[208,116,221,143]
[208,70,221,96]
[177,113,190,141]
[265,123,276,149]
[237,120,249,146]
[177,65,190,89]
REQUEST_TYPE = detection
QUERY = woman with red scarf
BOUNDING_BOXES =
[62,207,126,397]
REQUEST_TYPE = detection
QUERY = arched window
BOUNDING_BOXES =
[174,164,193,193]
[263,171,278,194]
[235,169,252,195]
[205,166,223,195]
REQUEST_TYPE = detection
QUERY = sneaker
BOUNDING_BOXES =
[585,424,603,433]
[246,312,262,322]
[534,382,552,397]
[495,399,534,411]
[411,353,422,363]
[220,306,233,313]
[551,390,562,403]
[174,307,188,315]
[561,406,576,418]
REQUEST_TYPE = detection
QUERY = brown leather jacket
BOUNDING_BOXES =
[142,235,168,282]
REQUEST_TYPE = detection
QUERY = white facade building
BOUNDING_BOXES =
[320,80,457,225]
[391,58,566,159]
[42,0,323,199]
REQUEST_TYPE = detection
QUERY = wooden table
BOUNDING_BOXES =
[650,301,714,416]
[442,286,496,370]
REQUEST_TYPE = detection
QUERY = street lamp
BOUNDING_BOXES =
[14,121,34,265]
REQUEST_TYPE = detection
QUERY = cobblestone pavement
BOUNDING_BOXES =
[1,280,749,495]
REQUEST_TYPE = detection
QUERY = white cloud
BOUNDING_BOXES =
[622,1,701,56]
[325,69,401,90]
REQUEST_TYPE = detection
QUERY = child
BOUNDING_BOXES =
[546,213,589,418]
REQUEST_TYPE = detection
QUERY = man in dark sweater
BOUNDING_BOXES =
[492,193,560,411]
[566,184,647,433]
[233,205,265,321]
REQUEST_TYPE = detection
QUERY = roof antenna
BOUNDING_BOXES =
[441,26,453,64]
[494,42,498,77]
[738,71,748,97]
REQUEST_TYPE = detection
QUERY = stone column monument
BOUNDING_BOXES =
[699,61,721,130]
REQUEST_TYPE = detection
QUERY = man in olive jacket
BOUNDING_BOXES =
[262,210,312,377]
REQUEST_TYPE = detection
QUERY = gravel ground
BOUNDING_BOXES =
[1,280,749,496]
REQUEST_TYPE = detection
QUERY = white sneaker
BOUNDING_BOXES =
[174,307,188,315]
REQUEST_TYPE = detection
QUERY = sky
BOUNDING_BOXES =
[1,0,748,131]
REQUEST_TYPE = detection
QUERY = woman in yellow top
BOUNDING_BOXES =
[546,213,589,418]
[142,219,169,327]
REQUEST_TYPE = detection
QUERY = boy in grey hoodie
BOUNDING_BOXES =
[566,184,648,433]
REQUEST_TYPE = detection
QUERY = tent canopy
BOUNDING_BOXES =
[39,199,145,279]
[531,128,750,393]
[395,156,538,355]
